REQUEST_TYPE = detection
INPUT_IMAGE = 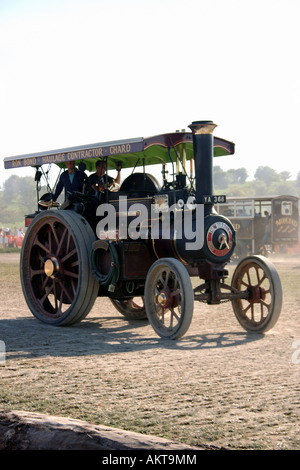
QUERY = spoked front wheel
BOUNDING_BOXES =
[231,255,282,333]
[144,258,194,339]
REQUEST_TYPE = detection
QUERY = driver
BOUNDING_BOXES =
[53,160,89,201]
[89,160,121,193]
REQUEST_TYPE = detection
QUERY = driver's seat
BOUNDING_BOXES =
[120,173,161,197]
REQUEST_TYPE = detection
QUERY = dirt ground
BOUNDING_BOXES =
[0,252,299,450]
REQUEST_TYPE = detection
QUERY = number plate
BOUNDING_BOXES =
[201,195,226,204]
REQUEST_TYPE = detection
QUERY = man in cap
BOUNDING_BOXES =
[89,160,121,194]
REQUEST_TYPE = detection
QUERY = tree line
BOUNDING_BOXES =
[0,175,46,228]
[214,165,300,198]
[1,167,300,227]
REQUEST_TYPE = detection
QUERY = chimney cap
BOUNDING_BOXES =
[188,121,217,135]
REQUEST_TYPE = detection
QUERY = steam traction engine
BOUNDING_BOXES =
[3,121,282,339]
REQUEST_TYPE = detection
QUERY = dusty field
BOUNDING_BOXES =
[0,252,299,450]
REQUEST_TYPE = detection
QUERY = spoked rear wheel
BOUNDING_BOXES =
[145,258,194,339]
[110,297,147,320]
[231,255,282,332]
[20,210,99,325]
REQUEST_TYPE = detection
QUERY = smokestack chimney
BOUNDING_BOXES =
[188,121,217,211]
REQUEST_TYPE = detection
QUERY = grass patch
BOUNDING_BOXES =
[0,262,20,286]
[0,247,21,253]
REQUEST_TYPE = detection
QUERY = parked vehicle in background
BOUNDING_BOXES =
[215,195,299,258]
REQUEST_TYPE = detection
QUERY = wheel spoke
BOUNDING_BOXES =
[241,279,249,288]
[59,287,64,312]
[30,267,45,279]
[70,260,79,268]
[242,302,252,316]
[53,281,58,311]
[32,236,50,255]
[61,248,77,263]
[164,269,170,288]
[160,307,165,323]
[170,307,180,326]
[41,275,49,290]
[170,288,180,297]
[250,304,255,321]
[40,283,54,304]
[57,280,73,303]
[260,300,270,311]
[49,221,60,249]
[55,226,68,257]
[64,270,79,279]
[70,279,77,296]
[256,270,266,286]
[66,231,71,253]
[48,226,54,253]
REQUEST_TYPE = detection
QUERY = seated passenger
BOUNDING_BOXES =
[89,160,121,193]
[53,161,89,201]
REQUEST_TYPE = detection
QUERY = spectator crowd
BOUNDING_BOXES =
[0,227,25,249]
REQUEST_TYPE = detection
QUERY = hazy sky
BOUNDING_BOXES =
[1,0,299,188]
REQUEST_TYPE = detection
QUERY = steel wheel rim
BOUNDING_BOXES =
[145,258,194,339]
[148,266,185,334]
[231,257,280,331]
